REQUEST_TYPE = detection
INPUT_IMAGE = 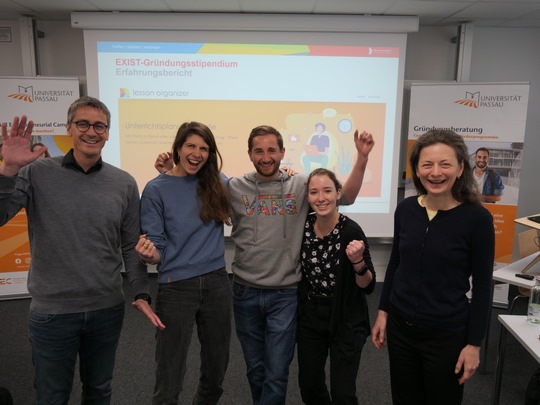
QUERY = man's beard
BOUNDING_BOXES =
[476,161,487,169]
[255,161,280,178]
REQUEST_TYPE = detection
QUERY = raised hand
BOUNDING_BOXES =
[345,239,365,264]
[353,130,375,158]
[0,116,47,176]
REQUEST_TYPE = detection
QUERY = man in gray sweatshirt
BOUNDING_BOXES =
[0,97,163,404]
[229,125,374,404]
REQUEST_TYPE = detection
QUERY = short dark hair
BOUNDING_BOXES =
[247,125,284,151]
[475,147,490,156]
[67,96,111,126]
[315,122,326,131]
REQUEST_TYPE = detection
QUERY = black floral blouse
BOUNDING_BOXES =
[301,213,346,297]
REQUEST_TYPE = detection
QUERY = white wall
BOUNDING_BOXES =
[36,21,85,80]
[0,20,24,75]
[405,26,458,81]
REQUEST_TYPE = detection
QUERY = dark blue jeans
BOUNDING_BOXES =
[28,303,125,405]
[153,268,232,405]
[232,282,297,405]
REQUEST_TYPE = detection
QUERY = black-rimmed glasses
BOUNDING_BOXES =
[73,121,108,135]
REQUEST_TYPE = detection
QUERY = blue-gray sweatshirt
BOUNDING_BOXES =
[140,173,226,284]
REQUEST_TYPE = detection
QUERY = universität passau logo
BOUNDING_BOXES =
[7,85,75,103]
[454,91,479,108]
[454,90,523,109]
[8,85,34,102]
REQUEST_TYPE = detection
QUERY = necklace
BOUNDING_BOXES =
[314,214,340,238]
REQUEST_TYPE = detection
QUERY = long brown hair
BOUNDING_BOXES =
[172,122,231,225]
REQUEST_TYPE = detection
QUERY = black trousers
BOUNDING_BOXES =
[387,310,466,405]
[0,387,13,405]
[297,298,364,405]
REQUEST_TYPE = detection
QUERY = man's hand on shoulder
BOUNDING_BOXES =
[155,152,173,173]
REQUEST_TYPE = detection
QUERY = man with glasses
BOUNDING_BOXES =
[0,96,164,404]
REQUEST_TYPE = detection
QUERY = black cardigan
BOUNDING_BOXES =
[298,214,376,357]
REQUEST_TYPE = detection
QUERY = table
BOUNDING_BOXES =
[493,251,540,288]
[479,254,540,374]
[491,315,540,405]
[515,214,540,273]
[515,214,540,229]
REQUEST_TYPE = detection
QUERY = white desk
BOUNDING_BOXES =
[516,214,540,230]
[514,215,540,273]
[491,315,540,405]
[493,251,540,288]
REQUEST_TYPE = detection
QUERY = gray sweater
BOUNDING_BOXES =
[0,153,149,314]
[229,170,309,288]
[228,169,354,289]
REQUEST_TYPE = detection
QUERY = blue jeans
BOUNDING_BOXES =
[153,268,232,405]
[232,282,297,405]
[28,304,125,405]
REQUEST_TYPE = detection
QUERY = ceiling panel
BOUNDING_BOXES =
[1,0,540,27]
[386,1,470,17]
[239,0,316,13]
[13,0,99,12]
[452,2,540,19]
[312,0,395,14]
[165,0,242,13]
[90,0,172,12]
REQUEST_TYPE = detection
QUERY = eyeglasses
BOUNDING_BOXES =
[73,121,108,135]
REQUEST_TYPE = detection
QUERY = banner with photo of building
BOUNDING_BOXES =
[407,82,530,265]
[0,76,79,299]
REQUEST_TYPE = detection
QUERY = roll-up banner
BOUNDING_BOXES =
[407,82,530,307]
[0,76,79,299]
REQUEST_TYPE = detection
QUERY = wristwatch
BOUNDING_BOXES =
[135,293,152,305]
[354,264,369,277]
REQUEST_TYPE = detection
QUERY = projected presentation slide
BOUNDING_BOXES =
[95,42,400,217]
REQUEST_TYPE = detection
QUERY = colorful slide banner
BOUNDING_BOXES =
[0,76,79,299]
[407,82,529,263]
[93,41,405,237]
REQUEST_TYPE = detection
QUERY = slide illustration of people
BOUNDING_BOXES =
[302,122,330,173]
[473,147,504,203]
